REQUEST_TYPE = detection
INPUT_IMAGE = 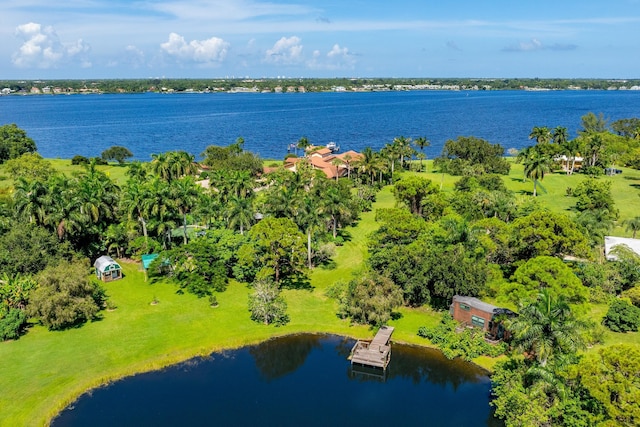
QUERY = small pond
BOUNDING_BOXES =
[53,334,501,426]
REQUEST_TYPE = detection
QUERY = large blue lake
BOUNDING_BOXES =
[52,334,500,426]
[1,90,639,161]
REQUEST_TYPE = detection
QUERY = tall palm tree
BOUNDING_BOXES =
[508,290,585,368]
[295,195,324,268]
[414,136,430,172]
[551,126,568,146]
[392,136,414,169]
[381,143,401,183]
[296,136,310,156]
[13,177,48,225]
[584,133,606,167]
[355,147,378,185]
[342,153,354,179]
[226,195,254,235]
[560,138,581,175]
[623,216,640,238]
[321,182,351,239]
[523,148,552,197]
[120,179,151,250]
[170,176,202,244]
[529,126,552,145]
[150,152,171,181]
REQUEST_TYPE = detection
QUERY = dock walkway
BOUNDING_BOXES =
[349,326,394,369]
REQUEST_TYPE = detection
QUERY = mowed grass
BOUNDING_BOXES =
[0,181,440,427]
[2,159,639,425]
[0,159,130,190]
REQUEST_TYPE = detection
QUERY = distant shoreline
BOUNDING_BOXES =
[2,77,640,96]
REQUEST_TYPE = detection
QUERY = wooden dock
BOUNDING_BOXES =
[349,326,394,369]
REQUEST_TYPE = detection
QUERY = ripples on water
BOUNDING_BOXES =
[1,91,639,160]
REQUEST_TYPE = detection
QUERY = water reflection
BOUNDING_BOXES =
[250,334,322,381]
[53,334,498,427]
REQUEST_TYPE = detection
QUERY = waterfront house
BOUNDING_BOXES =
[283,148,363,180]
[450,295,517,341]
[94,255,122,282]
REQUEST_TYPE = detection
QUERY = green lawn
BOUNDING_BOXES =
[0,182,442,427]
[1,159,639,426]
[0,159,131,190]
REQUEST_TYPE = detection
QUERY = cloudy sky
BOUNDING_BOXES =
[2,0,640,79]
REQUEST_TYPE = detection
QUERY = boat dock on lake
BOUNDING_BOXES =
[349,326,394,369]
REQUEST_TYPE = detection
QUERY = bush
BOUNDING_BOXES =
[71,155,90,165]
[248,279,289,326]
[27,261,101,330]
[603,299,640,332]
[0,307,27,341]
[418,314,507,360]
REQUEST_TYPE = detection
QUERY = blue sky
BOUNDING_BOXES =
[2,0,640,79]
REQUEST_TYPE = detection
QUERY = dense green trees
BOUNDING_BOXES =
[0,124,37,164]
[434,136,510,175]
[101,146,133,164]
[27,261,104,330]
[577,344,640,425]
[336,272,403,327]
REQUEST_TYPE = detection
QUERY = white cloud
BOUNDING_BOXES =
[160,32,229,64]
[12,22,91,69]
[264,36,304,64]
[308,43,356,70]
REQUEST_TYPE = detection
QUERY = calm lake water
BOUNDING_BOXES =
[52,334,500,427]
[1,90,639,161]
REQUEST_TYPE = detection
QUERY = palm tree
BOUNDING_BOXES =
[226,195,254,235]
[170,176,202,244]
[508,290,585,368]
[551,126,568,146]
[150,152,171,181]
[120,179,151,250]
[414,136,430,172]
[296,196,324,268]
[296,136,310,156]
[342,153,354,179]
[13,177,48,225]
[355,147,377,185]
[584,133,607,167]
[392,136,414,169]
[331,157,343,181]
[623,216,640,238]
[523,148,552,197]
[381,143,401,183]
[529,126,552,145]
[560,138,581,175]
[321,182,351,239]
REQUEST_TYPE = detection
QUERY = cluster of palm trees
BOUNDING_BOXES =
[261,162,358,268]
[14,161,119,250]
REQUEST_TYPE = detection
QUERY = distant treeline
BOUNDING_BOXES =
[2,77,640,95]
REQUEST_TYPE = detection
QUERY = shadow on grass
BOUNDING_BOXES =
[318,259,337,270]
[281,273,314,291]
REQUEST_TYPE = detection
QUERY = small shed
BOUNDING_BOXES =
[94,255,122,282]
[450,295,517,341]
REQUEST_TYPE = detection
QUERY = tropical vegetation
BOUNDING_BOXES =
[0,111,639,426]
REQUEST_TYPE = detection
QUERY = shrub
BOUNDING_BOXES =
[418,314,507,360]
[27,261,101,330]
[0,307,27,341]
[603,299,640,332]
[71,155,90,165]
[248,279,289,326]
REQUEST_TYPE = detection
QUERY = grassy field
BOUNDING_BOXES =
[1,159,639,426]
[0,159,131,191]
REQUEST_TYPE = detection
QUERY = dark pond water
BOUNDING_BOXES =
[52,334,499,427]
